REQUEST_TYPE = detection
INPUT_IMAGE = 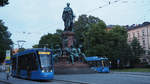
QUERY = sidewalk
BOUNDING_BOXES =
[112,72,150,76]
[0,72,11,84]
[0,72,29,84]
[0,72,18,84]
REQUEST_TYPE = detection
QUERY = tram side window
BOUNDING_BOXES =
[21,55,27,70]
[17,53,38,71]
[26,53,38,71]
[31,53,38,70]
[18,56,22,71]
[18,55,25,70]
[12,58,16,70]
[103,60,109,66]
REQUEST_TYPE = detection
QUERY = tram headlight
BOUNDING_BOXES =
[42,70,45,72]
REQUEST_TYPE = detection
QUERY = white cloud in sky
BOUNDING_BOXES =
[0,0,150,48]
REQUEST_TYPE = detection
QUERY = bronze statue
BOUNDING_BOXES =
[62,3,75,31]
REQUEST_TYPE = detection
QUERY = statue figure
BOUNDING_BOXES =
[77,45,86,62]
[53,45,62,63]
[62,3,75,31]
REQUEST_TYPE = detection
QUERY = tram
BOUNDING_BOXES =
[85,56,110,73]
[11,48,54,80]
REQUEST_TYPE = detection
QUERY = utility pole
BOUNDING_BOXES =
[17,40,26,48]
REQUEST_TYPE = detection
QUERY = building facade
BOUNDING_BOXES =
[127,22,150,64]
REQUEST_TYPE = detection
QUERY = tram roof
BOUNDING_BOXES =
[12,48,52,58]
[85,56,108,61]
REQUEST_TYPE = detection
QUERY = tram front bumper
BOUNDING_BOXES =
[31,71,54,80]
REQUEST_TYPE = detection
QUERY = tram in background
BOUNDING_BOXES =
[11,48,54,80]
[85,56,110,73]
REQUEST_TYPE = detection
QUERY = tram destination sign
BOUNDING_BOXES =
[38,52,51,55]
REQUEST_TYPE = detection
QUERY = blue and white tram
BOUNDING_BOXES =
[85,56,110,73]
[11,48,54,80]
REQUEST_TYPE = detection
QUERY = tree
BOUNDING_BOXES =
[32,44,39,48]
[73,15,101,47]
[83,20,107,56]
[38,29,63,49]
[130,37,144,64]
[84,24,134,68]
[0,20,13,63]
[0,0,9,7]
[107,26,133,68]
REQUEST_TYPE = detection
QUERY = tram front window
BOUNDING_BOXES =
[101,60,109,67]
[39,53,52,72]
[40,54,51,67]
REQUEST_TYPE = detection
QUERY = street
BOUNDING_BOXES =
[0,72,150,84]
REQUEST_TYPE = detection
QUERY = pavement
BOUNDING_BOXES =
[0,72,150,84]
[112,72,150,76]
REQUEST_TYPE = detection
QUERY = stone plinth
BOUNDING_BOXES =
[62,31,75,49]
[54,62,95,74]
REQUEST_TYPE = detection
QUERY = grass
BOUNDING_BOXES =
[112,68,150,72]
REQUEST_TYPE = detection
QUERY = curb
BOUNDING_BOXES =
[112,72,150,76]
[0,80,11,84]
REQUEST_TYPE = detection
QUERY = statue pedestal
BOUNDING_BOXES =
[54,31,93,74]
[54,62,95,74]
[62,31,75,49]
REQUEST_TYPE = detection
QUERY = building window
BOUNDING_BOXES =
[137,31,140,38]
[143,40,145,48]
[142,29,145,36]
[133,32,135,37]
[143,40,145,45]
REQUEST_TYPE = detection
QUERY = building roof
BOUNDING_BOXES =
[126,22,150,31]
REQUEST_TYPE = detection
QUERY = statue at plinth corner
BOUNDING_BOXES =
[62,3,75,32]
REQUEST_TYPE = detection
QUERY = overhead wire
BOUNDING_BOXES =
[85,0,150,24]
[85,0,122,14]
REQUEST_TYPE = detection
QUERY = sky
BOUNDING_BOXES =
[0,0,150,48]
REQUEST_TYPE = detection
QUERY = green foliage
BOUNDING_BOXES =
[32,44,39,48]
[0,20,13,63]
[0,0,9,7]
[112,68,150,72]
[73,15,132,67]
[83,20,106,56]
[107,26,134,67]
[84,24,135,68]
[130,37,144,63]
[38,29,63,49]
[73,15,101,47]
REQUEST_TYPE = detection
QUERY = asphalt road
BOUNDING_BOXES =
[0,72,150,84]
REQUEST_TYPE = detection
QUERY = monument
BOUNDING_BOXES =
[54,3,93,74]
[61,3,76,64]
